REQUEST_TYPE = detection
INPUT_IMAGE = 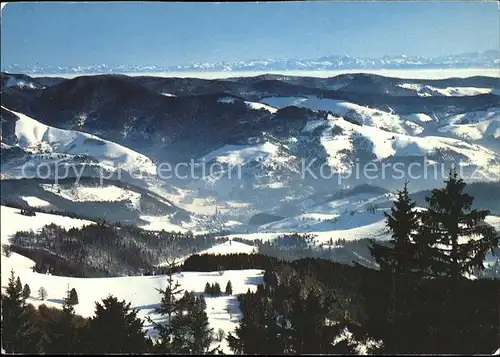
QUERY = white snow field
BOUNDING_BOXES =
[0,205,94,247]
[0,205,263,353]
[41,183,142,209]
[244,100,278,113]
[260,95,494,137]
[201,141,283,166]
[437,108,500,143]
[396,83,498,97]
[226,211,389,244]
[20,196,52,208]
[1,106,157,177]
[307,114,500,179]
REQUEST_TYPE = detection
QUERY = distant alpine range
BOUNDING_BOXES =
[3,50,499,75]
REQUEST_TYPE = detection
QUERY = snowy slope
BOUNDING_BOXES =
[1,258,263,353]
[436,109,500,143]
[404,113,435,123]
[1,106,157,177]
[261,96,410,134]
[439,119,500,142]
[198,240,257,255]
[0,205,95,274]
[0,205,94,247]
[20,196,52,208]
[312,114,500,178]
[41,183,142,209]
[0,204,262,353]
[244,101,278,113]
[202,142,282,166]
[396,83,498,97]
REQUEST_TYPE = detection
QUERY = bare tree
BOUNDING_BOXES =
[38,286,47,301]
[217,328,225,342]
[2,244,11,258]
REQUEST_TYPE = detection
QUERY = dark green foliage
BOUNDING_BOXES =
[1,270,37,353]
[22,283,31,300]
[187,253,499,354]
[225,280,233,295]
[204,282,211,295]
[15,276,23,295]
[183,253,283,272]
[150,260,215,354]
[213,282,222,296]
[19,207,36,216]
[33,303,88,354]
[86,295,149,354]
[370,174,499,280]
[68,288,79,305]
[419,170,499,279]
[11,222,226,277]
[203,282,223,297]
[369,182,419,273]
[227,267,359,354]
[248,212,285,226]
[150,264,184,353]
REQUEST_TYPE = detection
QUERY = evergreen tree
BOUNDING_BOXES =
[149,259,184,353]
[420,170,499,279]
[15,277,23,295]
[68,288,79,305]
[86,295,149,353]
[369,182,419,273]
[213,282,222,296]
[22,283,31,300]
[225,280,233,295]
[42,288,87,354]
[174,292,214,353]
[204,282,211,295]
[1,270,35,353]
[62,288,75,315]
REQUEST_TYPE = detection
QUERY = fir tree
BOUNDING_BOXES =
[420,170,499,279]
[213,282,222,296]
[204,282,211,295]
[225,280,233,295]
[15,276,23,295]
[86,295,149,353]
[149,259,184,353]
[1,270,35,353]
[22,283,31,300]
[369,182,419,273]
[68,288,79,305]
[174,292,214,353]
[43,288,87,354]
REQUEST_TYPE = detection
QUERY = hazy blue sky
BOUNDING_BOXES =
[1,2,498,66]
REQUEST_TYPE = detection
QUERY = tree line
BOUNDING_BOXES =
[1,266,222,354]
[225,171,499,354]
[11,222,227,277]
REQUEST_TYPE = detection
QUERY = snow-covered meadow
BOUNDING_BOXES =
[0,205,263,353]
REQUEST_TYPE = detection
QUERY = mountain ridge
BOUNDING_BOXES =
[3,50,499,75]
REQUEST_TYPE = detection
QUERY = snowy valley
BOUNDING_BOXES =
[1,69,499,355]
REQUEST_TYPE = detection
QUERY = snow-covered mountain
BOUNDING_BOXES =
[0,106,157,179]
[3,50,499,75]
[1,71,499,233]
